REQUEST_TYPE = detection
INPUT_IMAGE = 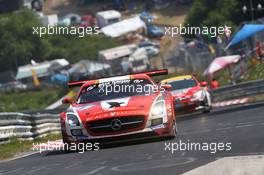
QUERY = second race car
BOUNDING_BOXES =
[161,75,212,114]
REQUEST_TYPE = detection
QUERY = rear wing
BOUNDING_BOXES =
[67,69,168,88]
[139,69,168,77]
[67,81,89,88]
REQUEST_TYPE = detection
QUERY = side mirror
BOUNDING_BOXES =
[161,84,172,90]
[62,98,74,104]
[200,81,208,87]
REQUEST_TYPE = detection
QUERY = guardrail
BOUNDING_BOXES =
[0,79,263,144]
[0,112,61,144]
[211,79,264,102]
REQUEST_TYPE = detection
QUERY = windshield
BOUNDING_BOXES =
[107,18,119,24]
[167,79,197,91]
[77,79,155,104]
[132,60,144,67]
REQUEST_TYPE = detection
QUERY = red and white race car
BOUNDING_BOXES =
[60,70,177,145]
[161,75,212,114]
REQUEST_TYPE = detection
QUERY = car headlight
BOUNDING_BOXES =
[67,114,80,127]
[191,90,205,101]
[147,100,167,127]
[150,101,166,118]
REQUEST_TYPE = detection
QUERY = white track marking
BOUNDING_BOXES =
[182,155,264,175]
[216,127,233,131]
[235,124,252,128]
[82,166,106,175]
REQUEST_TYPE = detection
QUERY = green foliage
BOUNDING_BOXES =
[45,34,121,62]
[0,9,43,71]
[186,0,264,28]
[185,0,237,26]
[184,0,250,40]
[0,88,66,112]
[244,63,264,81]
[184,0,209,27]
[0,9,121,73]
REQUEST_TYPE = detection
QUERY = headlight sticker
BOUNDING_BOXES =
[76,104,95,111]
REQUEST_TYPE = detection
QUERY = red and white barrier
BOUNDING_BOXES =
[212,98,250,108]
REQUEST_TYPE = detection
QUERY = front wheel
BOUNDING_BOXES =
[202,107,211,113]
[202,94,212,113]
[169,121,178,138]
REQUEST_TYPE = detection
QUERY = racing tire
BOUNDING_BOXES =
[202,96,212,113]
[202,107,211,113]
[168,121,178,139]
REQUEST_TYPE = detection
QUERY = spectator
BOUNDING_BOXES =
[256,42,264,63]
[211,78,220,89]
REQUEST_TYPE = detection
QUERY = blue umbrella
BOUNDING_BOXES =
[225,24,264,50]
[140,11,154,22]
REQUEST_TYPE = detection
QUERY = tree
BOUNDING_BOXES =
[0,9,46,71]
[0,9,121,73]
[184,0,264,40]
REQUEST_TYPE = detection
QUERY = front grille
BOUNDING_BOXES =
[87,116,145,135]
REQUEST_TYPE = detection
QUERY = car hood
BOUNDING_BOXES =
[171,86,201,98]
[72,95,156,122]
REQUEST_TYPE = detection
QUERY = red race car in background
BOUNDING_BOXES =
[78,15,96,28]
[161,75,212,114]
[60,70,177,145]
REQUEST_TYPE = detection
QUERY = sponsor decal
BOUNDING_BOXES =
[86,110,146,121]
[101,97,130,109]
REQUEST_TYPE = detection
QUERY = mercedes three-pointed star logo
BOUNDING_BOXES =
[111,119,122,131]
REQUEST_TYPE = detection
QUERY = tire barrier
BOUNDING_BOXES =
[0,112,61,144]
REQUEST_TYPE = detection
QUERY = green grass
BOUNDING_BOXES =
[0,134,61,160]
[0,88,68,112]
[251,94,264,103]
[244,63,264,81]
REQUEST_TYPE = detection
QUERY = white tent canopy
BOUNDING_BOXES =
[16,59,69,80]
[203,55,241,76]
[101,16,146,38]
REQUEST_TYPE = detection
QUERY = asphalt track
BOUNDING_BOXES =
[0,102,264,175]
